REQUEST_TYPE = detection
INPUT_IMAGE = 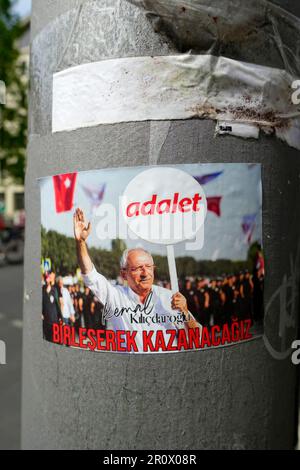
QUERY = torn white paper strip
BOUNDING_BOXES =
[276,118,300,150]
[216,121,260,139]
[52,54,300,150]
[128,0,300,76]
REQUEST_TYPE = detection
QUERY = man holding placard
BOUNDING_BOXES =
[73,208,201,352]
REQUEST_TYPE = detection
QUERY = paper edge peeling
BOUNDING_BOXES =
[52,54,300,151]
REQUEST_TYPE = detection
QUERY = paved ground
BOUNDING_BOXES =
[0,265,23,450]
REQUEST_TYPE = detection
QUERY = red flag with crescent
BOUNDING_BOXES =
[53,173,77,213]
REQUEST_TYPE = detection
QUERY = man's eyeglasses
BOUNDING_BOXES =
[127,264,156,274]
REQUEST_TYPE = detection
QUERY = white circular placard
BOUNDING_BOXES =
[122,167,207,245]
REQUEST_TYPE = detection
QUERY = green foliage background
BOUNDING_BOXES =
[41,227,255,280]
[0,0,28,182]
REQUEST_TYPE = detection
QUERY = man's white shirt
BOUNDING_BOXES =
[82,266,186,352]
[61,287,75,320]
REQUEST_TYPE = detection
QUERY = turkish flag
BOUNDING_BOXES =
[207,196,222,217]
[53,173,77,213]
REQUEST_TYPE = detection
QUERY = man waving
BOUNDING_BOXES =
[74,208,200,352]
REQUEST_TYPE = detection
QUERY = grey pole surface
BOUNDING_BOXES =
[22,0,300,449]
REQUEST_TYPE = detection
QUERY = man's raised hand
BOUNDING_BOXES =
[73,208,92,242]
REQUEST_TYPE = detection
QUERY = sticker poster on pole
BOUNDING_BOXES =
[39,163,264,354]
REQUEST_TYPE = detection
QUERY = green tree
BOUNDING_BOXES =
[42,227,253,281]
[0,0,28,182]
[247,241,262,272]
[41,227,78,275]
[111,238,127,257]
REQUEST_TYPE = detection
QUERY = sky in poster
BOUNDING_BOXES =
[40,163,262,261]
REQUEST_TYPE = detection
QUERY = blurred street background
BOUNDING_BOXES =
[0,0,30,450]
[0,265,23,449]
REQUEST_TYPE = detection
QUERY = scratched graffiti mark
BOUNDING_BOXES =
[263,241,300,360]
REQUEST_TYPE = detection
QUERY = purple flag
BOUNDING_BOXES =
[242,214,257,244]
[194,171,223,186]
[81,183,106,212]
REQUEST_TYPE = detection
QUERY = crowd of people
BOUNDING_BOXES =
[172,270,264,328]
[42,253,264,343]
[160,251,265,327]
[42,271,105,342]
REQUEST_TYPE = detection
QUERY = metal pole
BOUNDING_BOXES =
[22,0,300,449]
